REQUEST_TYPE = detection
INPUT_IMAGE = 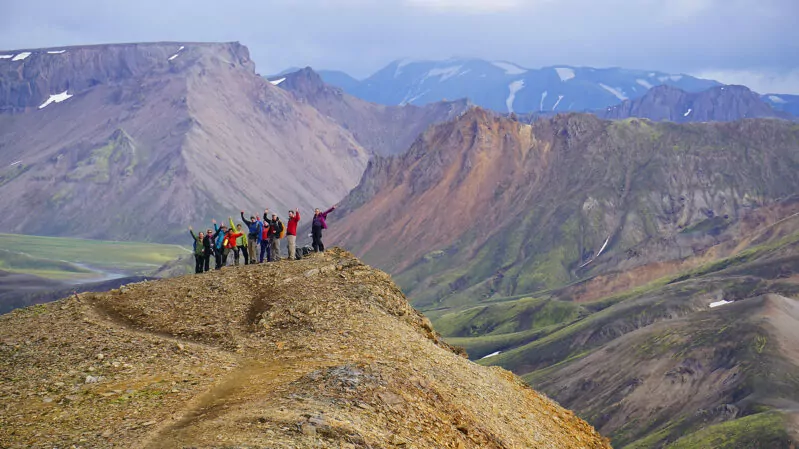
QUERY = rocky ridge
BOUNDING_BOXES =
[0,249,609,448]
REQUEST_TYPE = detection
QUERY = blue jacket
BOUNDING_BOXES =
[213,224,226,249]
[241,213,263,243]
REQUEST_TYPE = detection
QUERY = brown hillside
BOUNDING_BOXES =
[0,42,368,242]
[0,249,609,449]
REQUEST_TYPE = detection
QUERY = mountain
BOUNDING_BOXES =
[320,58,720,113]
[330,110,799,308]
[272,67,471,156]
[318,70,361,92]
[326,109,799,446]
[600,84,794,122]
[0,249,610,448]
[763,93,799,117]
[0,42,369,242]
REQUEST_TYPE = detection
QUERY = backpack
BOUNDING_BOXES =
[277,220,286,239]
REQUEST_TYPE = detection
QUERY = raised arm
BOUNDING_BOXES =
[241,211,252,226]
[189,228,197,240]
[321,205,336,218]
[229,216,236,230]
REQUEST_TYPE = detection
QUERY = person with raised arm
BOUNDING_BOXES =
[311,205,336,252]
[286,208,300,260]
[188,226,205,274]
[240,211,262,264]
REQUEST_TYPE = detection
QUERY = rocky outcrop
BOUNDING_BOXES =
[277,67,471,156]
[0,249,610,448]
[599,84,793,122]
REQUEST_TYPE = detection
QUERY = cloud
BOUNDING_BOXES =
[405,0,526,13]
[693,69,799,94]
[1,0,798,92]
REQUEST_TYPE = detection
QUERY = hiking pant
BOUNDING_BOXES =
[203,254,211,272]
[232,247,240,265]
[237,245,248,265]
[194,255,204,274]
[259,240,270,263]
[222,248,230,266]
[214,248,223,270]
[312,225,324,252]
[247,235,257,262]
[270,236,281,262]
[287,235,296,260]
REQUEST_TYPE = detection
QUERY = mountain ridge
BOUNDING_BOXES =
[0,249,610,448]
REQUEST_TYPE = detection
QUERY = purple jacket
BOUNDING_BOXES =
[312,207,335,229]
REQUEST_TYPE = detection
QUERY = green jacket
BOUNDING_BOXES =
[229,218,248,247]
[189,230,203,256]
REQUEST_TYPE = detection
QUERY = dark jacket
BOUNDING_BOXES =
[263,214,284,239]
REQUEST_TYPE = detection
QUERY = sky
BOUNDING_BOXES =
[2,0,799,93]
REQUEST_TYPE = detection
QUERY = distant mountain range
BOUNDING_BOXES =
[599,84,794,122]
[274,67,470,156]
[280,58,798,118]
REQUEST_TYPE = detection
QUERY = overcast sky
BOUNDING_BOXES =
[2,0,798,93]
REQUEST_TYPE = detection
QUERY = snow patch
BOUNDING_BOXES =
[0,55,13,59]
[683,108,692,117]
[552,94,564,111]
[12,52,31,61]
[540,91,548,111]
[710,300,732,309]
[670,75,683,82]
[9,160,21,167]
[480,351,501,360]
[270,77,286,86]
[491,61,527,75]
[599,84,627,101]
[424,65,463,82]
[648,72,656,77]
[168,46,185,61]
[394,58,417,78]
[506,80,525,113]
[47,50,66,54]
[768,95,787,104]
[38,91,73,109]
[636,79,654,89]
[555,67,575,82]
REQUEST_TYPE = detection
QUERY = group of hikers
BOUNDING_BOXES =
[188,206,337,274]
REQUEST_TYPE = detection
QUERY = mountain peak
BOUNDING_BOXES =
[0,249,609,448]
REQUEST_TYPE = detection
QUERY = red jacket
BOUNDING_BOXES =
[224,232,242,249]
[287,211,300,236]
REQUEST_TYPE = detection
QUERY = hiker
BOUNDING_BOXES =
[211,219,228,269]
[259,218,271,263]
[264,210,284,262]
[230,218,249,265]
[202,228,213,272]
[286,208,300,260]
[224,218,243,267]
[312,205,336,252]
[241,211,262,264]
[188,227,205,274]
